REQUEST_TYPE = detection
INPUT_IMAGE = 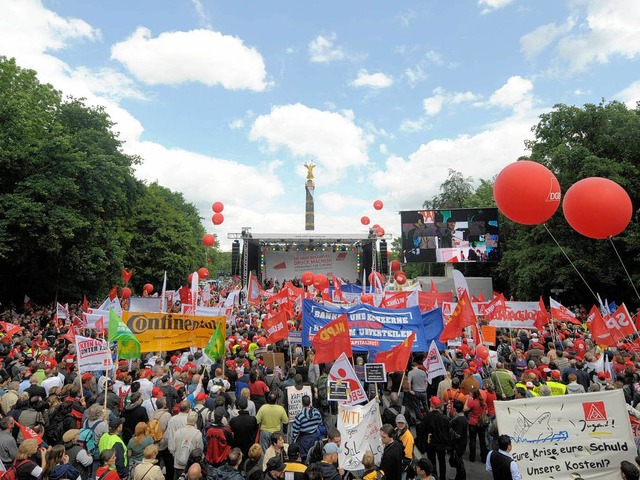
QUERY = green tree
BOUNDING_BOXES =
[423,169,474,209]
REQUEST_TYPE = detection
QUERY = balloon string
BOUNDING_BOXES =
[608,236,640,302]
[542,223,599,303]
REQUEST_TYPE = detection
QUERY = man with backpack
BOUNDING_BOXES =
[204,407,233,468]
[79,403,108,477]
[170,411,203,480]
[314,365,329,416]
[449,352,468,381]
[382,393,410,426]
[443,378,467,419]
[149,397,173,480]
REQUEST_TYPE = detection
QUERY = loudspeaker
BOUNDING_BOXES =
[361,243,374,285]
[231,241,240,276]
[379,240,388,274]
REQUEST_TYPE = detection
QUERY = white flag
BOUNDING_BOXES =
[56,302,69,320]
[423,340,447,384]
[160,271,167,313]
[98,297,121,315]
[406,289,419,308]
[329,352,367,405]
[191,271,199,310]
[452,269,470,299]
[75,335,112,372]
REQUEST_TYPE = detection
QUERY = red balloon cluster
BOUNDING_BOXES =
[494,160,561,225]
[202,233,216,247]
[301,271,314,287]
[143,283,154,294]
[120,287,132,299]
[563,177,632,239]
[212,213,224,225]
[394,271,407,285]
[212,202,224,213]
[373,200,383,210]
[198,267,209,279]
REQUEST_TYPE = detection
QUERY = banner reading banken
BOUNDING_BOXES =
[123,312,225,352]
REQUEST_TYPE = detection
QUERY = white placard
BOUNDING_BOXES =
[337,399,383,471]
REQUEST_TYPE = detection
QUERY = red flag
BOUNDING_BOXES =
[262,310,289,344]
[550,298,580,324]
[611,304,635,339]
[0,322,23,337]
[440,313,461,342]
[482,293,507,320]
[374,332,416,372]
[95,316,105,334]
[472,324,482,347]
[471,295,479,303]
[534,297,549,330]
[331,274,345,302]
[430,279,438,293]
[587,305,617,347]
[247,274,262,306]
[312,314,352,363]
[82,295,89,313]
[440,291,476,342]
[15,421,42,445]
[62,325,76,343]
[478,291,485,302]
[121,268,133,283]
[108,286,118,301]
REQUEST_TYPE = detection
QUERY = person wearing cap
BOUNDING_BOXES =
[81,372,95,398]
[418,396,449,480]
[192,392,210,428]
[141,387,164,419]
[396,414,414,480]
[135,369,154,402]
[283,444,307,479]
[98,418,128,479]
[486,434,522,480]
[264,455,286,479]
[545,370,567,396]
[170,411,203,480]
[307,441,342,480]
[62,428,93,479]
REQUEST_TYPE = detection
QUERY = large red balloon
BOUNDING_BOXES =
[301,271,314,287]
[361,294,374,305]
[212,202,224,213]
[212,213,224,225]
[120,287,132,299]
[494,160,561,225]
[198,267,209,279]
[373,200,383,210]
[361,216,370,226]
[376,227,385,237]
[368,271,384,285]
[143,283,154,294]
[394,271,407,285]
[477,345,489,361]
[313,274,329,290]
[563,177,632,239]
[202,233,216,247]
[390,260,401,272]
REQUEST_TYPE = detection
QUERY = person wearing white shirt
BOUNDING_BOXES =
[135,372,154,402]
[40,368,64,396]
[486,434,522,480]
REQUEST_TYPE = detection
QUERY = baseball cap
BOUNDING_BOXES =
[196,393,208,401]
[108,418,125,430]
[81,373,93,382]
[323,442,342,454]
[152,387,164,398]
[395,414,407,425]
[429,396,442,407]
[266,457,285,472]
[597,372,606,380]
[463,369,471,375]
[551,370,561,380]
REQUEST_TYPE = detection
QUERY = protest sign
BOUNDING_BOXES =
[481,325,496,346]
[328,381,349,401]
[329,352,367,405]
[122,312,224,352]
[364,363,386,383]
[337,399,383,471]
[75,335,111,372]
[495,390,635,479]
[286,385,313,421]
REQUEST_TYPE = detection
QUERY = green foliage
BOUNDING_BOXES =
[423,169,474,209]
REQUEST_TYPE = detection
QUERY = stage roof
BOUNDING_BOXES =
[227,231,383,246]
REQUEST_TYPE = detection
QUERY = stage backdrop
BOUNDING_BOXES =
[302,299,444,354]
[264,250,358,282]
[495,390,635,480]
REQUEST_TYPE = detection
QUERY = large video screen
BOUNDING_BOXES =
[400,208,499,263]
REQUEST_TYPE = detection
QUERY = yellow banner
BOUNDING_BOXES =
[123,312,225,353]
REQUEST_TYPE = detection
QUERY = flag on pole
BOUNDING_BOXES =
[190,271,199,311]
[204,321,225,361]
[0,322,23,337]
[587,305,616,346]
[312,314,353,364]
[534,297,549,330]
[95,316,105,335]
[82,295,89,313]
[550,298,580,324]
[263,310,289,344]
[483,293,507,320]
[121,268,133,284]
[374,331,416,373]
[612,304,635,338]
[15,422,42,445]
[430,279,438,293]
[247,272,261,306]
[423,340,446,384]
[108,309,140,360]
[440,291,476,342]
[62,325,76,343]
[329,352,367,405]
[56,303,69,320]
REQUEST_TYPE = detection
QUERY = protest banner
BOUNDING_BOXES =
[329,352,367,405]
[337,399,383,471]
[364,363,386,383]
[286,385,313,421]
[122,312,224,352]
[74,335,111,372]
[495,390,635,479]
[445,301,541,329]
[302,299,443,353]
[423,340,446,384]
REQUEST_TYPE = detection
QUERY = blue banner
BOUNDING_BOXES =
[302,299,444,354]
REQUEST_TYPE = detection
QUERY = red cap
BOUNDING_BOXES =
[430,396,442,407]
[196,393,208,401]
[118,360,128,367]
[140,369,152,379]
[152,387,164,398]
[81,373,93,381]
[597,372,606,379]
[551,370,561,380]
[463,369,471,375]
[170,355,179,363]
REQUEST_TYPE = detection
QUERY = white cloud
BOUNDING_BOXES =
[405,65,427,87]
[249,103,370,183]
[480,76,534,111]
[70,67,147,101]
[399,118,427,133]
[424,92,445,116]
[574,89,590,96]
[478,0,514,14]
[425,50,444,66]
[229,119,245,130]
[111,27,269,91]
[350,70,393,89]
[520,20,574,60]
[308,33,346,63]
[191,0,211,28]
[615,80,640,108]
[423,87,481,116]
[379,144,389,155]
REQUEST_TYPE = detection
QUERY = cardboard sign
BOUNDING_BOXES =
[364,363,387,383]
[328,381,349,401]
[481,325,497,346]
[286,385,313,421]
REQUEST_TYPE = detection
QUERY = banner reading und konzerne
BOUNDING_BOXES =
[122,312,225,352]
[494,390,635,480]
[302,299,444,353]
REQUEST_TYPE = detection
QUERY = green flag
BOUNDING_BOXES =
[108,308,141,360]
[204,321,225,361]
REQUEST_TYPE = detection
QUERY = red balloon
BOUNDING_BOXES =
[390,260,401,272]
[394,271,407,285]
[198,267,209,279]
[212,201,224,213]
[301,271,314,287]
[368,271,384,285]
[143,283,153,294]
[373,200,383,210]
[120,287,132,299]
[477,345,489,360]
[188,273,193,283]
[494,160,561,225]
[361,216,370,226]
[313,274,329,290]
[376,227,385,237]
[563,177,632,239]
[361,294,374,305]
[372,224,380,230]
[212,213,224,225]
[202,233,216,247]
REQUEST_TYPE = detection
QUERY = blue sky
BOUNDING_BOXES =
[1,0,639,248]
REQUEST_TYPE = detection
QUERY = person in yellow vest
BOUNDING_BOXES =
[546,371,567,396]
[98,418,128,479]
[396,414,414,480]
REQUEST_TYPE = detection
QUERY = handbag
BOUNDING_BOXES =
[477,412,490,428]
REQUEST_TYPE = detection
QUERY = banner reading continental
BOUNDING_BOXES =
[495,390,635,480]
[123,312,225,352]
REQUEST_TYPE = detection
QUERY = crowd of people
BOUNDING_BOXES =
[0,294,640,480]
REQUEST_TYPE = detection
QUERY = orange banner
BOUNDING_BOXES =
[481,325,497,346]
[123,312,225,353]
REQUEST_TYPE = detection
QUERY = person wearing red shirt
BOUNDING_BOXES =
[39,350,58,369]
[248,369,269,410]
[458,339,471,358]
[61,347,76,372]
[177,284,191,305]
[96,449,121,480]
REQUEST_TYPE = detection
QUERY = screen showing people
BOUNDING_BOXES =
[400,208,499,263]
